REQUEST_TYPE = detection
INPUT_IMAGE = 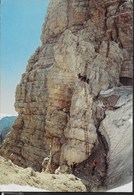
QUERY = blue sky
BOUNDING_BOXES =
[0,0,50,115]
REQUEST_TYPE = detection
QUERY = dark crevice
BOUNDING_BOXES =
[118,0,127,7]
[104,6,108,32]
[112,1,124,48]
[94,112,109,188]
[72,109,109,192]
[113,18,123,48]
[106,41,110,58]
[66,0,70,28]
[119,77,133,86]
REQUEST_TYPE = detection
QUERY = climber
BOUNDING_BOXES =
[81,75,87,82]
[91,160,97,176]
[87,78,89,84]
[78,73,83,79]
[78,73,89,84]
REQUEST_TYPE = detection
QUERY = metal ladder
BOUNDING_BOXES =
[84,84,90,159]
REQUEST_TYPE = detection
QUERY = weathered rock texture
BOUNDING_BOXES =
[97,86,133,190]
[0,0,133,192]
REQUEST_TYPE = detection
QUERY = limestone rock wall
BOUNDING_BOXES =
[60,81,96,165]
[0,0,132,191]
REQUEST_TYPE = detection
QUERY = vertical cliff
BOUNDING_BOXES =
[0,0,132,191]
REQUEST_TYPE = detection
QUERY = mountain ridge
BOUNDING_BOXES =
[0,116,17,145]
[0,0,132,192]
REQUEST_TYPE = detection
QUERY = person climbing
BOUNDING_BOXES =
[91,160,97,176]
[78,73,83,79]
[87,78,89,84]
[78,73,89,84]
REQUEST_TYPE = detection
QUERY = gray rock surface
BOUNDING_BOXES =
[99,86,133,190]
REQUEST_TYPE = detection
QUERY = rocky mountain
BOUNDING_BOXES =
[0,0,132,192]
[0,116,17,145]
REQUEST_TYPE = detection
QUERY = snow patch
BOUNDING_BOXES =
[0,184,48,192]
[107,182,133,192]
[129,118,132,124]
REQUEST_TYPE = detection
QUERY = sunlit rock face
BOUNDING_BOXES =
[0,0,132,191]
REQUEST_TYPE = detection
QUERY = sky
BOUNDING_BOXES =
[0,0,50,116]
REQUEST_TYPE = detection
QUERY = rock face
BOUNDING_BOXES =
[0,0,132,192]
[99,86,133,190]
